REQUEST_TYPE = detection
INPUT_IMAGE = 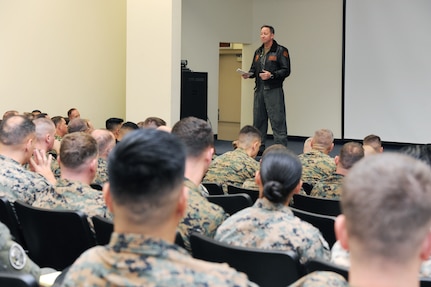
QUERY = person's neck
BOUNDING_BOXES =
[264,40,273,50]
[0,148,27,165]
[185,157,206,187]
[349,259,420,287]
[60,169,93,185]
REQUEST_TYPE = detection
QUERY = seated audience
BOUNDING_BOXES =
[171,117,228,252]
[51,116,68,155]
[298,128,336,186]
[203,125,261,193]
[91,129,115,186]
[292,153,431,286]
[310,142,364,199]
[215,148,330,264]
[0,115,53,204]
[33,132,111,224]
[67,118,92,134]
[0,221,40,280]
[105,117,123,142]
[61,128,256,287]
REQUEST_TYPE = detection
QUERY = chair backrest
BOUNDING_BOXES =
[290,207,337,247]
[291,194,341,216]
[190,232,302,287]
[89,183,103,191]
[306,258,348,280]
[202,182,224,195]
[92,215,114,245]
[0,197,26,248]
[227,185,259,203]
[13,201,96,270]
[206,193,252,215]
[0,272,39,287]
[302,182,313,195]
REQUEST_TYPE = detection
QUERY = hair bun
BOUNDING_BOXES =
[263,181,286,203]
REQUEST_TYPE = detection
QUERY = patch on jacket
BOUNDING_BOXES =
[268,55,277,61]
[283,50,289,58]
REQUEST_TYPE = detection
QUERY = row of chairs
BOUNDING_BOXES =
[203,182,259,203]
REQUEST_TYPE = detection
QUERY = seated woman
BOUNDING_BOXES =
[214,148,330,264]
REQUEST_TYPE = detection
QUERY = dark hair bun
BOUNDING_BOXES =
[263,181,287,203]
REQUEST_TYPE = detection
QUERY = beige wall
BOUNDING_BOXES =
[0,0,126,129]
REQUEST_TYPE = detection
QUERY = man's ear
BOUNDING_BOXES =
[335,214,349,251]
[103,183,114,213]
[335,155,339,165]
[420,230,431,261]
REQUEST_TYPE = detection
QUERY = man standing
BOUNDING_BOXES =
[243,25,291,149]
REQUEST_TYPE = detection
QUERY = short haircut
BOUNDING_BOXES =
[60,132,98,169]
[67,108,77,118]
[261,25,275,34]
[363,134,382,152]
[141,116,166,128]
[120,121,139,131]
[108,129,186,223]
[105,118,124,131]
[342,153,431,263]
[312,129,334,151]
[68,118,90,134]
[33,117,55,141]
[398,144,431,168]
[91,129,115,155]
[171,117,214,158]
[51,116,65,127]
[260,149,302,204]
[0,115,35,146]
[338,142,364,169]
[238,125,262,148]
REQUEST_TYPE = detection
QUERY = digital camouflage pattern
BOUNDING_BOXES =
[289,271,348,287]
[0,222,40,280]
[203,148,259,193]
[310,173,344,199]
[32,178,112,228]
[61,233,258,287]
[178,179,228,252]
[298,150,336,186]
[242,178,258,191]
[92,157,108,186]
[215,198,330,264]
[0,154,53,204]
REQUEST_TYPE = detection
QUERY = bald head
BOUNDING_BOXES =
[0,115,35,146]
[91,129,115,159]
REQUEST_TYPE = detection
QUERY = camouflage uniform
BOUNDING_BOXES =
[0,222,40,280]
[32,178,112,226]
[289,271,348,287]
[298,150,336,186]
[92,157,108,186]
[203,148,259,193]
[178,179,228,252]
[331,240,431,278]
[215,198,330,264]
[61,233,257,287]
[0,154,53,204]
[310,173,344,199]
[242,178,258,191]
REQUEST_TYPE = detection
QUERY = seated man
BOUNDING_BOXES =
[203,125,261,193]
[298,128,336,187]
[91,129,115,186]
[61,128,257,286]
[0,115,54,204]
[117,121,139,142]
[105,117,123,143]
[0,221,40,280]
[33,132,111,223]
[171,117,228,252]
[363,134,383,155]
[215,148,330,264]
[310,142,364,199]
[291,153,431,286]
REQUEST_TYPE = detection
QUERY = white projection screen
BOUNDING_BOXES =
[344,0,431,143]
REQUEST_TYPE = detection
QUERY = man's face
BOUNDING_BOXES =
[70,109,80,120]
[58,118,68,136]
[260,27,274,45]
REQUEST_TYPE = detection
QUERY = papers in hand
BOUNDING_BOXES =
[236,68,253,77]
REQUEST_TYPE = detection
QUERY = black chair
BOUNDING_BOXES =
[0,197,26,248]
[14,201,96,270]
[291,207,337,247]
[305,258,349,280]
[206,193,252,215]
[227,185,259,204]
[90,183,103,191]
[0,272,39,287]
[302,182,314,195]
[291,194,341,216]
[190,232,302,287]
[202,182,224,195]
[421,278,431,287]
[92,215,114,245]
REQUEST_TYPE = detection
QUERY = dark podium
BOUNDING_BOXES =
[181,71,208,121]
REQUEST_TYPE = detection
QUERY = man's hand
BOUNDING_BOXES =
[30,149,57,185]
